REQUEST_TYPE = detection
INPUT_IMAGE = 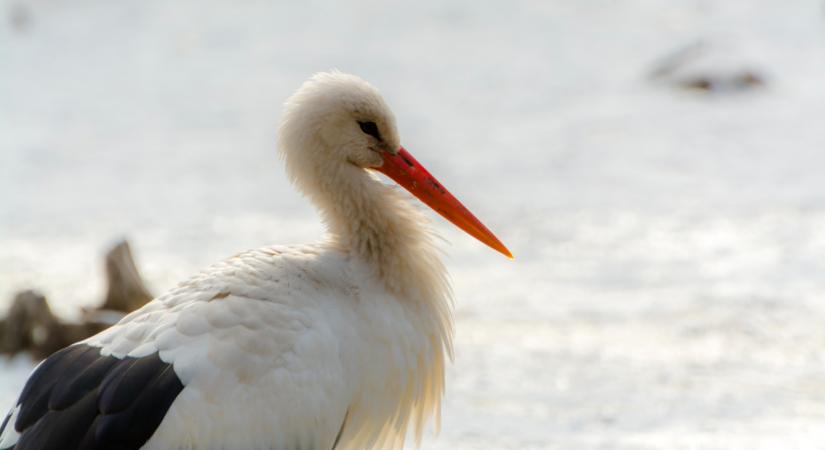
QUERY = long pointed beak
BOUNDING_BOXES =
[375,147,513,259]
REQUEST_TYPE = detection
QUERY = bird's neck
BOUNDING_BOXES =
[305,161,454,444]
[313,163,441,296]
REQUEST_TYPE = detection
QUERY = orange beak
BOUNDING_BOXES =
[376,147,513,259]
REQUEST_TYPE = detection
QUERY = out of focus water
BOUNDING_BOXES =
[2,0,825,448]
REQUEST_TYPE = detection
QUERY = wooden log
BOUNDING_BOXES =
[1,290,68,359]
[2,239,153,359]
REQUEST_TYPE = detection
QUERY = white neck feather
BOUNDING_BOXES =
[309,156,445,300]
[288,148,455,447]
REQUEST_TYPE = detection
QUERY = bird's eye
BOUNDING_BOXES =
[358,121,381,140]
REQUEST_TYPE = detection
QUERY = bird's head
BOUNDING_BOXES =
[278,71,512,259]
[278,71,400,172]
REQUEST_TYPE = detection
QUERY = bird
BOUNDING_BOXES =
[0,71,511,450]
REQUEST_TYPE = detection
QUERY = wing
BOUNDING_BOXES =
[1,245,356,450]
[0,343,183,450]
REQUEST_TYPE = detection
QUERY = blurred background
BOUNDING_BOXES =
[2,0,825,448]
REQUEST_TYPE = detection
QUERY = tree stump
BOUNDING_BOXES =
[0,290,68,359]
[99,240,153,313]
[1,239,154,359]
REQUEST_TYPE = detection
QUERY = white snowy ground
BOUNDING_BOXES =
[2,0,825,448]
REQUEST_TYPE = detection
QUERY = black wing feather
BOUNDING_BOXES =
[0,343,184,450]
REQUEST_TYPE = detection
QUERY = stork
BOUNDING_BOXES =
[0,72,511,450]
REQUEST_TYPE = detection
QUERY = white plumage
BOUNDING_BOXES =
[89,244,448,449]
[0,71,510,450]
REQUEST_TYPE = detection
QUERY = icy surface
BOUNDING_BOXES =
[2,0,825,448]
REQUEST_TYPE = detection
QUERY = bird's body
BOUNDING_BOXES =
[90,242,447,449]
[0,72,508,450]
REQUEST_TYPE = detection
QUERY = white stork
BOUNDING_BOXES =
[0,71,511,450]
